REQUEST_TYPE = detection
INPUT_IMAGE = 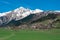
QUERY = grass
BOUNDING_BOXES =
[0,28,60,40]
[0,15,60,40]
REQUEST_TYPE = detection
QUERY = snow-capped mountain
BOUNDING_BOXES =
[0,7,60,26]
[0,7,43,20]
[0,7,44,26]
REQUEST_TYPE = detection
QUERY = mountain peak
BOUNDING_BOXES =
[0,6,60,26]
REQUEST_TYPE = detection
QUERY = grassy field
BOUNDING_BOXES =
[0,28,60,40]
[0,16,60,40]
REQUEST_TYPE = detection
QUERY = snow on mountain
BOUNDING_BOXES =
[0,7,44,26]
[0,6,43,17]
[0,11,12,17]
[32,9,43,14]
[0,7,60,17]
[0,6,44,20]
[0,6,60,26]
[54,10,60,12]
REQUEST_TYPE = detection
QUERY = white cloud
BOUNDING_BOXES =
[0,1,10,4]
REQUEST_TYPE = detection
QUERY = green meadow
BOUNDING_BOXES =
[0,29,60,40]
[0,14,60,40]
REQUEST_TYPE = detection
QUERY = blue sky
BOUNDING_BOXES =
[0,0,60,13]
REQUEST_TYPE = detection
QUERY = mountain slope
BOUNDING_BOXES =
[0,7,60,26]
